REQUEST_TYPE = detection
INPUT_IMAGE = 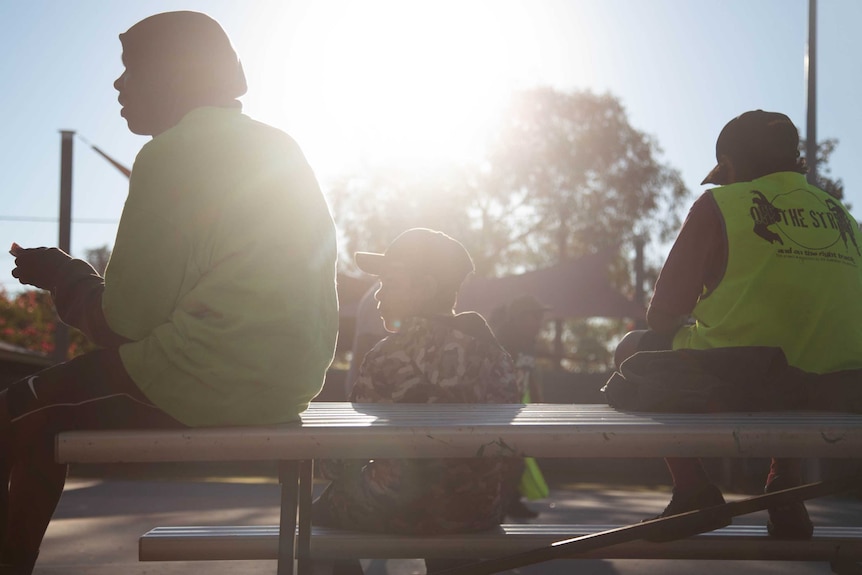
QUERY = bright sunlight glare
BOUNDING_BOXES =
[248,1,549,175]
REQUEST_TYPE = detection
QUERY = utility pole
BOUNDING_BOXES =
[804,0,821,483]
[633,236,646,329]
[805,0,818,185]
[554,218,569,368]
[54,130,74,362]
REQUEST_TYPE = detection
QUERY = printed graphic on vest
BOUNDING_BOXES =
[749,187,860,262]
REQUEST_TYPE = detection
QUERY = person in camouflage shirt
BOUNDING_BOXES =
[313,228,520,541]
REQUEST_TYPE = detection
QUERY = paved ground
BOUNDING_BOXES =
[30,471,862,575]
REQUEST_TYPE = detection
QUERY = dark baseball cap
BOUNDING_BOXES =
[354,228,475,289]
[120,11,247,100]
[701,110,800,186]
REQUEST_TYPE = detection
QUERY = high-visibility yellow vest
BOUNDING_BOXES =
[673,172,862,373]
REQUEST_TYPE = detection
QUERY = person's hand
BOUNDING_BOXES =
[10,243,73,290]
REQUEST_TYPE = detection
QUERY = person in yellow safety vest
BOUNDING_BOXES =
[614,110,862,541]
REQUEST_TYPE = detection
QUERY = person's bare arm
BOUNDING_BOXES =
[647,193,724,337]
[646,305,688,336]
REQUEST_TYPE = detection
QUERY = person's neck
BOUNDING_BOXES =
[151,97,242,137]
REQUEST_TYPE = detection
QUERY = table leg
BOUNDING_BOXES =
[297,460,314,575]
[277,461,299,575]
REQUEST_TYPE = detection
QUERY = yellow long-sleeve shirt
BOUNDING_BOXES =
[102,107,338,426]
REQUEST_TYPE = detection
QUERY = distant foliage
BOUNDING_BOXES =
[327,163,479,272]
[481,88,689,270]
[85,245,112,275]
[0,246,112,359]
[0,289,95,359]
[801,138,846,206]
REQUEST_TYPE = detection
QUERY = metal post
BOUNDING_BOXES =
[54,130,74,363]
[277,461,299,575]
[296,460,314,575]
[805,0,818,186]
[633,237,646,329]
[554,219,568,368]
[804,0,822,483]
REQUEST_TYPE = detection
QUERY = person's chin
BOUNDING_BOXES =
[120,110,153,136]
[120,112,138,132]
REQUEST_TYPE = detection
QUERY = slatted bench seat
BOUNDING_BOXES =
[56,403,862,461]
[56,403,862,574]
[140,524,862,563]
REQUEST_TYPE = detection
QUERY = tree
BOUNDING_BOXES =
[327,162,483,272]
[801,138,846,205]
[85,245,112,275]
[481,88,689,269]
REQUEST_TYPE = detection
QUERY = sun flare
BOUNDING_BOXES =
[249,1,529,176]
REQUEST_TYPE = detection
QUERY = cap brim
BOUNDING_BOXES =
[354,252,388,276]
[701,163,727,186]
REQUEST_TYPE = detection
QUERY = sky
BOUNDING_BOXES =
[2,0,861,293]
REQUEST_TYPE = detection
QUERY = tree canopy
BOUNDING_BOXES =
[480,88,688,268]
[802,137,846,205]
[328,87,690,280]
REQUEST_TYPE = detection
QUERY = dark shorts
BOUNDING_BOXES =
[5,348,184,442]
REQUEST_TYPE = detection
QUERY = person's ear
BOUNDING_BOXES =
[407,275,440,309]
[416,276,438,303]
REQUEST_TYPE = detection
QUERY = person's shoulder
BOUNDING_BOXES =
[678,190,721,227]
[237,113,299,147]
[129,135,169,177]
[690,189,719,210]
[445,314,513,363]
[169,108,296,151]
[366,323,413,354]
[449,311,494,340]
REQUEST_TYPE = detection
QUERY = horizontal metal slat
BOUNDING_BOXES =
[139,524,862,562]
[58,403,862,463]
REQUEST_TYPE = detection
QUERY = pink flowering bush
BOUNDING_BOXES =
[0,289,95,359]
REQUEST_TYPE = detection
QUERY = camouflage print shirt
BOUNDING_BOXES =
[313,312,520,535]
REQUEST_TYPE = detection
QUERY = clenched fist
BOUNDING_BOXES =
[10,243,73,290]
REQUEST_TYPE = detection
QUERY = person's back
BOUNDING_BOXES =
[313,229,519,545]
[106,106,338,425]
[672,170,862,373]
[348,312,518,533]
